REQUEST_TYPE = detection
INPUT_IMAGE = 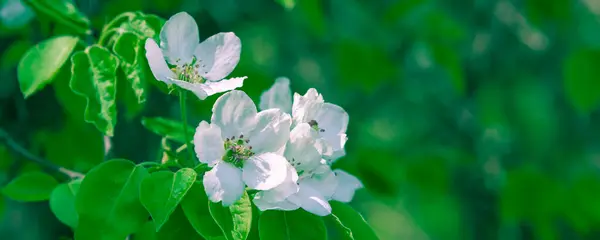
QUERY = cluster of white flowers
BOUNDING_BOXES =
[146,12,362,216]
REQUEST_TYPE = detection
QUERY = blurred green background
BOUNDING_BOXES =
[1,0,600,239]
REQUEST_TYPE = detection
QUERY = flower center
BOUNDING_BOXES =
[222,135,254,168]
[170,57,206,84]
[308,120,325,132]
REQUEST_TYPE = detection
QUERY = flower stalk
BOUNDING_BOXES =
[179,90,196,167]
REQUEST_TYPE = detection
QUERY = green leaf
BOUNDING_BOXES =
[140,168,197,231]
[181,181,223,239]
[209,192,252,240]
[1,171,58,202]
[17,36,78,98]
[70,45,119,136]
[124,13,164,39]
[134,207,203,240]
[24,0,91,35]
[100,12,164,47]
[259,209,327,240]
[328,201,379,240]
[563,49,600,113]
[326,214,354,240]
[50,179,82,228]
[75,159,149,239]
[247,204,261,240]
[132,221,157,240]
[141,117,195,144]
[113,32,148,118]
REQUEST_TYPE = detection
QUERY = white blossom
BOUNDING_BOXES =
[260,78,349,162]
[253,78,363,216]
[145,12,246,100]
[194,90,293,206]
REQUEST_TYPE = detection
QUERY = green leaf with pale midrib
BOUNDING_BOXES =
[209,192,252,240]
[75,159,149,239]
[326,213,354,239]
[1,171,59,202]
[140,168,197,231]
[17,36,78,98]
[329,201,379,240]
[70,45,119,136]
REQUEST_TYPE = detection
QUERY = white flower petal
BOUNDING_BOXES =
[332,169,363,202]
[284,123,322,172]
[301,165,338,199]
[242,153,288,190]
[248,109,291,154]
[287,182,332,216]
[329,134,347,162]
[160,12,199,65]
[314,138,333,158]
[193,121,224,165]
[203,162,245,206]
[259,77,292,113]
[195,32,241,81]
[254,162,299,202]
[145,38,175,83]
[253,195,299,211]
[167,77,246,100]
[303,102,348,154]
[211,90,258,138]
[167,78,207,99]
[197,77,246,99]
[292,88,324,123]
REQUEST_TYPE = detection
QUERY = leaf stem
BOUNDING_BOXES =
[0,129,85,179]
[179,90,196,167]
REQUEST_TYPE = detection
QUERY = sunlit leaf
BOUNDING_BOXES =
[17,36,78,98]
[209,192,252,240]
[140,168,196,231]
[70,45,119,136]
[259,209,327,240]
[75,159,149,239]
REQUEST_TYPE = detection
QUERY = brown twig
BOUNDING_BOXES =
[0,128,85,179]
